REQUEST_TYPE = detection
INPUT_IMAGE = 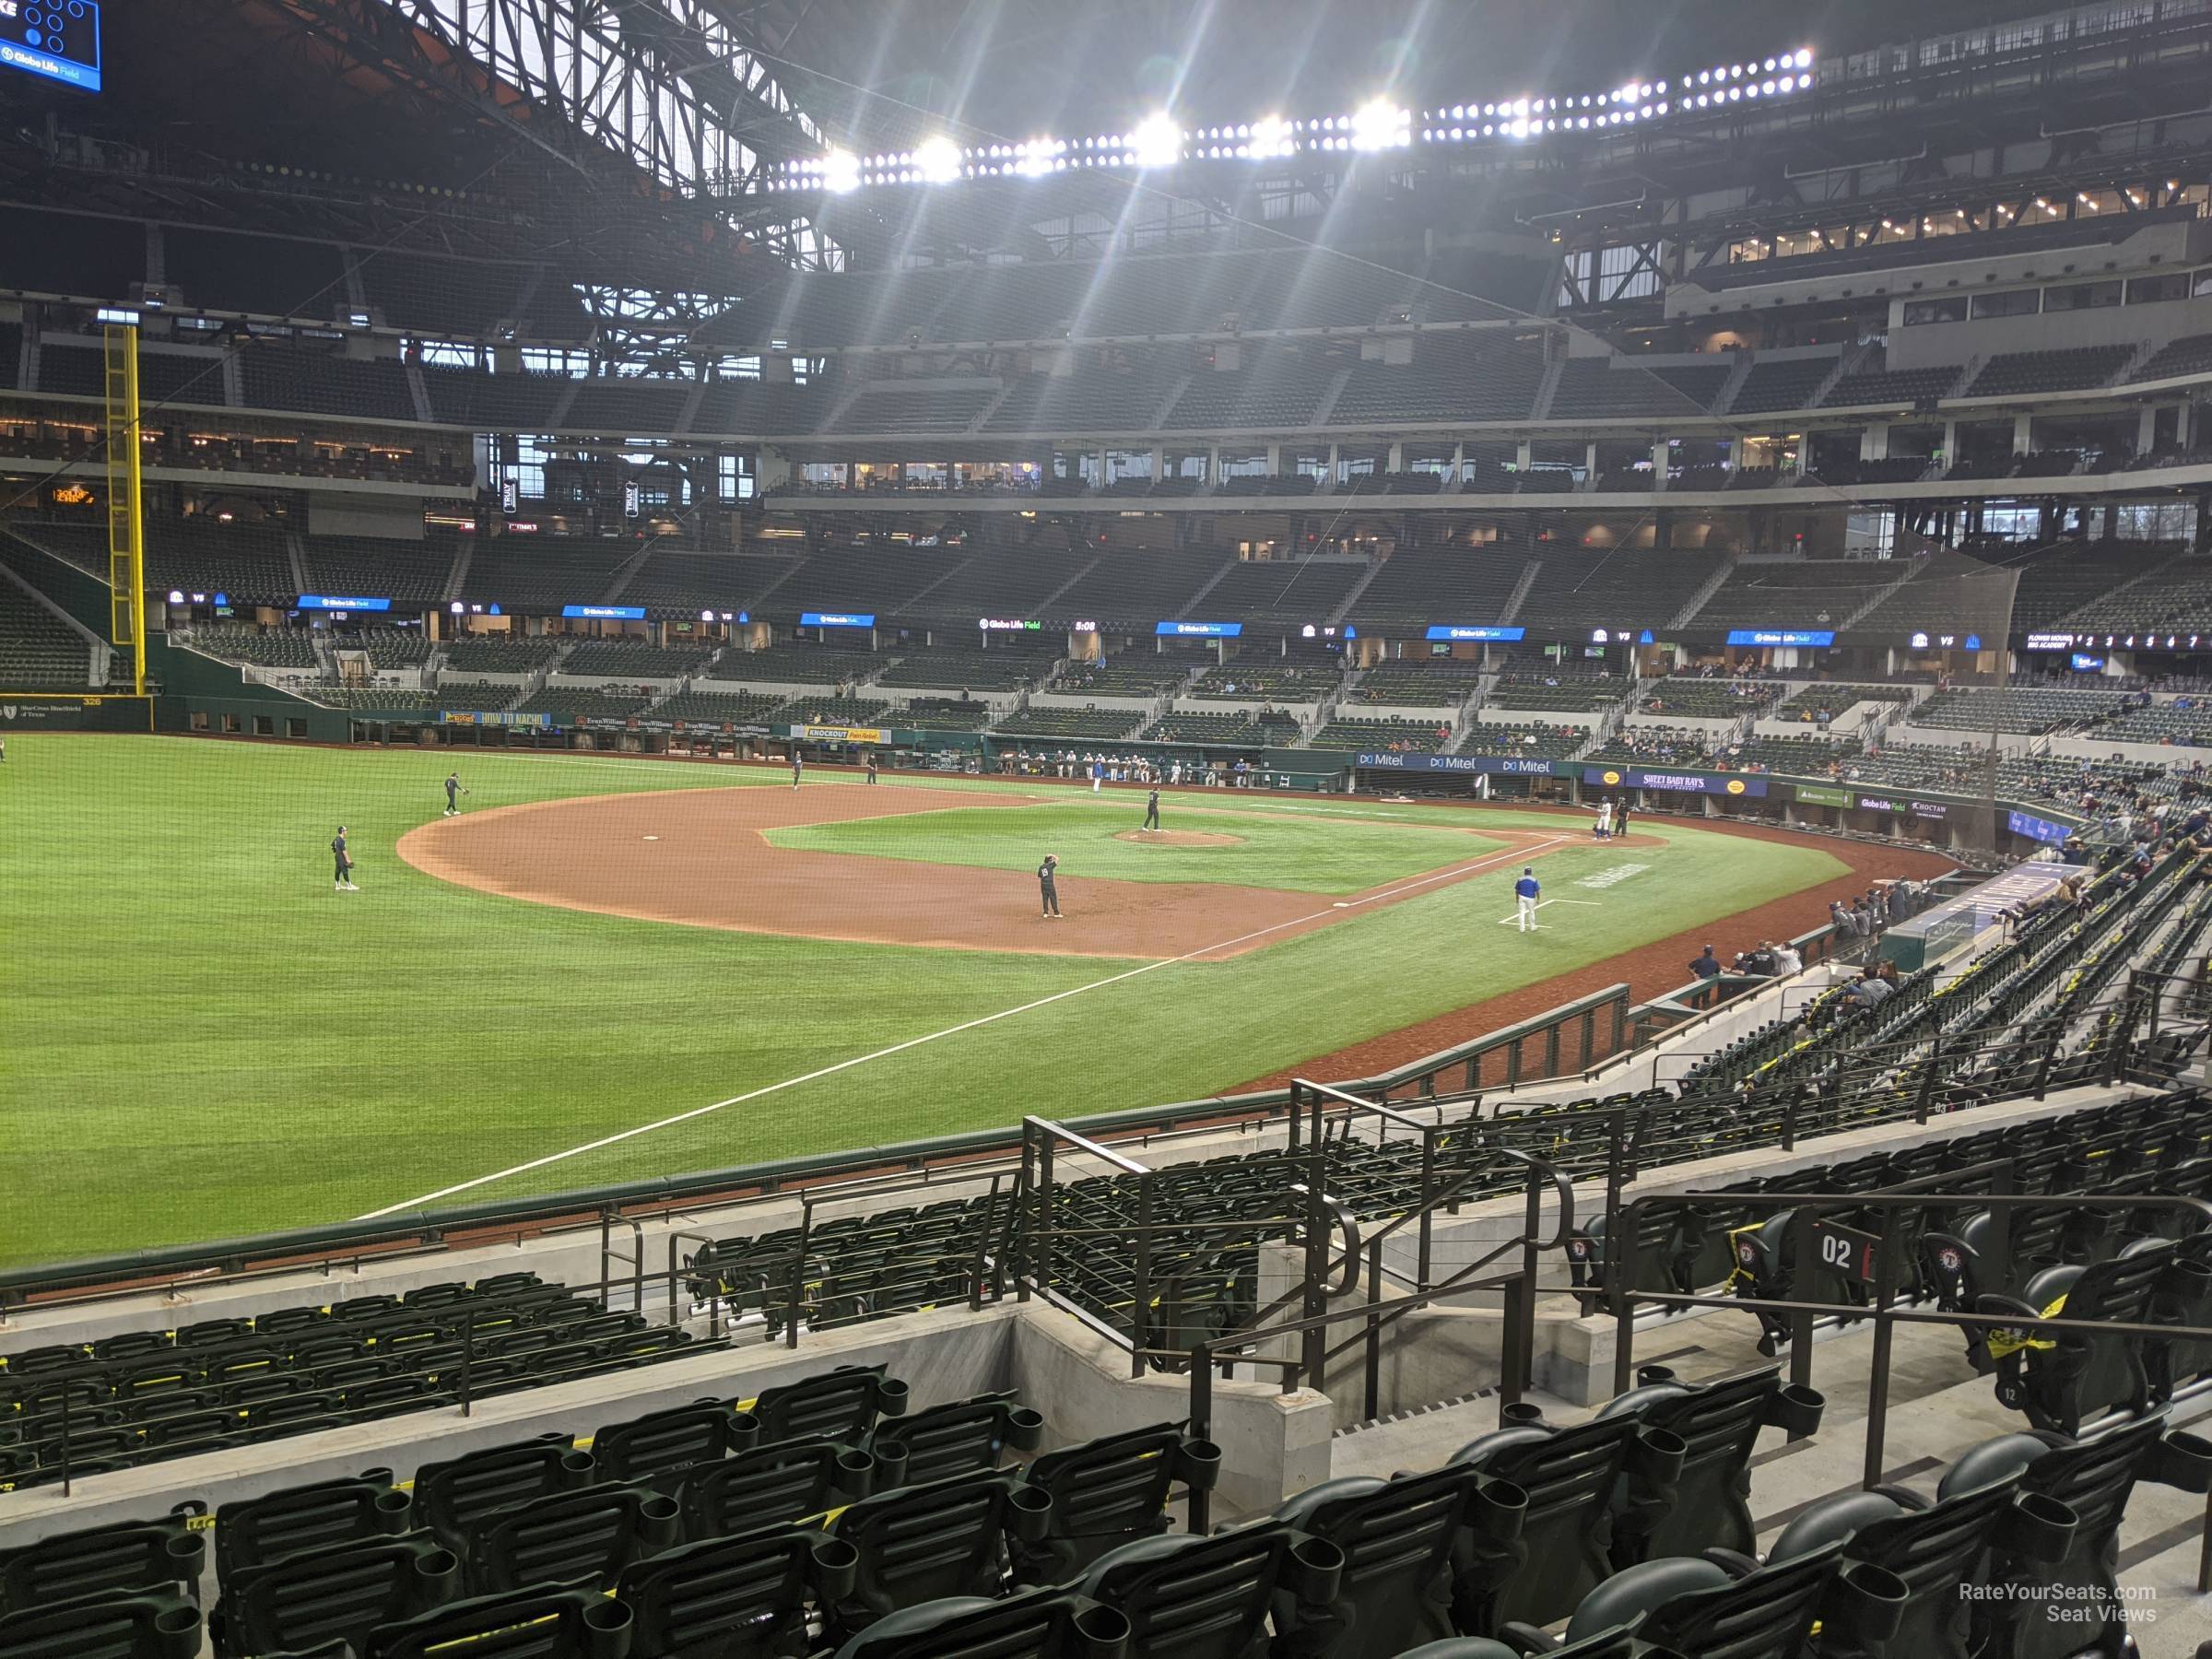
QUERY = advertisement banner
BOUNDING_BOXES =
[441,710,555,729]
[792,724,886,744]
[1355,752,1559,776]
[1724,629,1836,648]
[2007,808,2074,845]
[1581,766,1769,797]
[1792,782,1853,808]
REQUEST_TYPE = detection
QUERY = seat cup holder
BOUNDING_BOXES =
[2001,1491,2079,1563]
[872,1440,911,1483]
[811,1535,861,1600]
[1499,1401,1547,1429]
[1771,1383,1826,1435]
[1007,1406,1047,1452]
[1073,1602,1134,1657]
[1007,1481,1054,1541]
[1634,1363,1680,1387]
[1634,1426,1689,1483]
[581,1595,633,1655]
[1475,1476,1530,1540]
[1832,1561,1911,1642]
[1178,1439,1223,1490]
[877,1377,911,1417]
[2162,1430,2212,1493]
[1289,1535,1347,1605]
[835,1447,878,1497]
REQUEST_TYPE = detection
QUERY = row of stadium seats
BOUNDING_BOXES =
[12,1350,2200,1659]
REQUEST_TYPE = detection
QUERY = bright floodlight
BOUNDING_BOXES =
[1130,112,1182,169]
[913,135,962,184]
[820,149,861,194]
[1249,113,1292,157]
[1350,99,1409,150]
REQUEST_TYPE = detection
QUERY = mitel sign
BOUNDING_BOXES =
[1356,752,1559,776]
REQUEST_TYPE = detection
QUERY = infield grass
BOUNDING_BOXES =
[767,801,1512,893]
[0,735,1849,1264]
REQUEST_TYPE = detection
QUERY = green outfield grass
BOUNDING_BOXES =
[768,801,1512,893]
[0,735,1851,1265]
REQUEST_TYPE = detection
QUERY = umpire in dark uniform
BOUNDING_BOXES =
[1143,789,1160,830]
[1038,853,1061,918]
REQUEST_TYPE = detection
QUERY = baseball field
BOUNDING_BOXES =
[0,734,1923,1266]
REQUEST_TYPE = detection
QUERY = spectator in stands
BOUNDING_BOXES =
[1688,945,1721,980]
[1772,940,1804,975]
[1829,900,1857,938]
[1846,965,1894,1008]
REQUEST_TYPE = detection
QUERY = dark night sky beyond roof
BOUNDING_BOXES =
[745,0,2068,147]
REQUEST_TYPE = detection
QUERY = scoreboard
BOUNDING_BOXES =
[0,0,100,93]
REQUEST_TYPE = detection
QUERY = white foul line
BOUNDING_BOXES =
[1492,897,1603,925]
[358,835,1568,1218]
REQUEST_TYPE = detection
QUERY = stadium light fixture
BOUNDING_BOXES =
[820,148,861,194]
[1130,112,1182,169]
[1350,99,1410,150]
[914,135,962,184]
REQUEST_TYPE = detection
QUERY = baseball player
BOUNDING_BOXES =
[332,825,359,891]
[1143,789,1160,831]
[790,748,804,790]
[865,753,879,785]
[443,771,469,817]
[1090,758,1103,794]
[1038,853,1062,918]
[1513,865,1540,932]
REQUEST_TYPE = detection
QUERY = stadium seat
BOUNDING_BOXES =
[208,1532,459,1659]
[1764,1467,2077,1659]
[0,1507,206,1615]
[831,1586,1132,1659]
[1446,1415,1683,1631]
[1497,1542,1904,1659]
[1592,1363,1825,1562]
[1956,1415,2212,1658]
[0,1587,203,1659]
[739,1364,910,1445]
[1272,1463,1529,1656]
[1076,1523,1341,1659]
[590,1398,762,1484]
[865,1389,1043,1486]
[618,1523,857,1658]
[677,1435,881,1536]
[209,1469,414,1582]
[824,1469,1053,1636]
[408,1432,597,1560]
[359,1582,632,1658]
[1009,1421,1220,1583]
[465,1478,683,1592]
[1980,1239,2175,1432]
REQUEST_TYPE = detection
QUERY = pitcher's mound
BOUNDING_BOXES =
[1112,829,1247,848]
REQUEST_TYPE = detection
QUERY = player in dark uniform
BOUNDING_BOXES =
[1038,853,1061,918]
[790,748,804,790]
[443,771,467,816]
[865,753,879,784]
[332,825,358,891]
[1143,789,1160,831]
